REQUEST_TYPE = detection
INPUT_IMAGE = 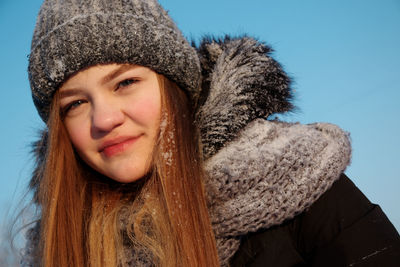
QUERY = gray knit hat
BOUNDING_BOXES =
[29,0,201,122]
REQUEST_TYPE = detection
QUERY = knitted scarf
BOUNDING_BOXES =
[206,119,351,265]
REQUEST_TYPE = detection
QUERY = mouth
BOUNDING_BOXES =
[99,135,141,157]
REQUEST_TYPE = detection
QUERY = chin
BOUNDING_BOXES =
[107,174,142,184]
[106,167,148,184]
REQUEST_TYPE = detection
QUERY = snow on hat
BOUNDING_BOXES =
[28,0,201,121]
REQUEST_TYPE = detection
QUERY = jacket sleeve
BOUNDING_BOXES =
[296,173,400,266]
[230,174,400,266]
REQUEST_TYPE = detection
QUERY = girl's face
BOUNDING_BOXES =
[59,64,161,183]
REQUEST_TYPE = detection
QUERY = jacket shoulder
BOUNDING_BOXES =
[230,174,400,266]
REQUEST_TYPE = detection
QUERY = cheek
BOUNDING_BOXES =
[64,119,91,155]
[128,96,161,127]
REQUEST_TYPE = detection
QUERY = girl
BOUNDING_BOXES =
[22,0,399,266]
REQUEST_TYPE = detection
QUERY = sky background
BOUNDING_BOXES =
[0,0,399,245]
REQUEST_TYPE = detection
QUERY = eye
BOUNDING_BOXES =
[61,99,86,116]
[117,78,138,90]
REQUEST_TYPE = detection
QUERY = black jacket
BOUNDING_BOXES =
[230,174,400,266]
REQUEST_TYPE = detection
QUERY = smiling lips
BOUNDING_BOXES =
[99,136,141,157]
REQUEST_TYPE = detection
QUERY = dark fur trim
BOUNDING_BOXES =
[195,36,294,159]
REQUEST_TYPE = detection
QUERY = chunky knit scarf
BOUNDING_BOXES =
[21,36,351,266]
[205,119,351,265]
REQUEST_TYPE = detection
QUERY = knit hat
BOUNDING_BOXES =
[28,0,201,122]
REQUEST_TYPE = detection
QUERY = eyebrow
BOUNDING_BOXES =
[59,64,138,98]
[101,64,137,85]
[59,88,84,98]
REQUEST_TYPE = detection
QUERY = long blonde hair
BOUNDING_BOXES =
[34,74,220,266]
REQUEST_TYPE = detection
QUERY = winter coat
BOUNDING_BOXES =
[22,36,400,266]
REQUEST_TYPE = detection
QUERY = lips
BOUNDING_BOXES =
[99,135,141,157]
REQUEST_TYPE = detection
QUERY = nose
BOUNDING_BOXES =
[91,98,124,134]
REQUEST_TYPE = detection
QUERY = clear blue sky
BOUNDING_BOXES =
[0,0,399,233]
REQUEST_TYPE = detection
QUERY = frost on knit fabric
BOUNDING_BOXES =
[204,119,351,265]
[29,0,201,122]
